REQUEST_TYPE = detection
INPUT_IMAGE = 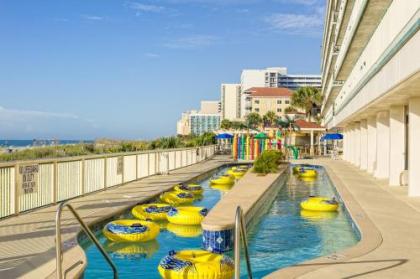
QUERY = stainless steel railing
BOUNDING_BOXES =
[55,202,118,279]
[234,206,253,279]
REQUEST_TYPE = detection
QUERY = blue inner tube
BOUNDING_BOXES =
[106,223,147,234]
[145,205,173,214]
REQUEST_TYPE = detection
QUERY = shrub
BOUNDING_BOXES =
[253,150,284,174]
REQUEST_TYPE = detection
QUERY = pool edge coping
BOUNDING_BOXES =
[263,161,383,279]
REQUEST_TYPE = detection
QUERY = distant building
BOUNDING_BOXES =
[189,113,221,135]
[239,67,321,117]
[220,83,241,120]
[200,100,220,114]
[177,101,221,136]
[243,87,294,117]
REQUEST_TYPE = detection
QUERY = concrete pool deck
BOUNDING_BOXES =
[0,155,232,279]
[267,158,420,279]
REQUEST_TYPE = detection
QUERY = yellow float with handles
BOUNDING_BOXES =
[298,169,318,178]
[300,196,339,212]
[166,206,208,225]
[158,250,234,279]
[131,203,173,221]
[166,223,202,238]
[160,191,195,205]
[292,164,314,174]
[174,184,204,195]
[103,219,160,242]
[227,169,246,178]
[210,174,234,185]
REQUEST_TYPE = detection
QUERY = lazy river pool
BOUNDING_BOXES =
[80,165,359,278]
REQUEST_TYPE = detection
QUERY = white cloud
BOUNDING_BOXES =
[82,15,104,21]
[264,7,324,35]
[164,35,219,49]
[128,2,165,13]
[144,52,160,58]
[0,106,98,139]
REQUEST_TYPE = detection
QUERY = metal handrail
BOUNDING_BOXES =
[55,202,118,279]
[234,206,253,279]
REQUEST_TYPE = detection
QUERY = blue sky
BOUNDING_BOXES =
[0,0,325,140]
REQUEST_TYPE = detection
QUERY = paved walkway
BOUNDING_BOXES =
[0,156,231,279]
[277,159,420,278]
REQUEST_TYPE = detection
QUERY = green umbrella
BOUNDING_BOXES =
[255,132,268,139]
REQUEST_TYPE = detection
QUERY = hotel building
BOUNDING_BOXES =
[243,87,293,117]
[176,101,221,136]
[321,1,420,195]
[240,67,321,117]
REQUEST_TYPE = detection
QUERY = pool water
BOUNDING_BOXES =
[81,166,232,279]
[239,166,360,278]
[81,165,359,279]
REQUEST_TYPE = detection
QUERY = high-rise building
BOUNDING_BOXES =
[321,1,419,196]
[220,83,241,120]
[240,67,321,117]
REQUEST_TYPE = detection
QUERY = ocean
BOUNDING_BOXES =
[0,140,93,148]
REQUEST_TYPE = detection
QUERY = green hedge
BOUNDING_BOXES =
[253,150,284,174]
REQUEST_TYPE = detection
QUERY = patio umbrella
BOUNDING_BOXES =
[215,133,233,139]
[254,132,268,139]
[321,133,343,141]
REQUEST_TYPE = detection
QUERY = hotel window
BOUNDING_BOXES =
[277,100,282,104]
[285,100,290,104]
[254,100,260,104]
[255,108,260,112]
[277,108,282,113]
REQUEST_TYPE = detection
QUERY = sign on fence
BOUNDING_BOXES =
[19,164,39,194]
[117,156,124,175]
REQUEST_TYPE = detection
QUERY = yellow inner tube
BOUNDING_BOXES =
[210,175,234,185]
[300,197,339,212]
[166,206,208,225]
[131,203,173,221]
[298,169,318,178]
[227,169,246,178]
[160,191,195,205]
[174,184,204,195]
[166,223,202,238]
[103,219,160,242]
[158,250,234,279]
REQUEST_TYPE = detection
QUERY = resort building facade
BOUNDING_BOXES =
[321,0,420,195]
[240,67,321,117]
[243,87,293,117]
[220,83,241,120]
[177,101,221,135]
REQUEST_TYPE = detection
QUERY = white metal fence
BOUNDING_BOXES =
[0,145,216,219]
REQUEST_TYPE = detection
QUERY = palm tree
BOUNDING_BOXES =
[276,115,300,159]
[220,119,232,130]
[245,112,262,130]
[263,111,278,127]
[291,87,322,121]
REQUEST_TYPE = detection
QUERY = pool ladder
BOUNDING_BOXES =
[55,202,118,279]
[234,206,253,279]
